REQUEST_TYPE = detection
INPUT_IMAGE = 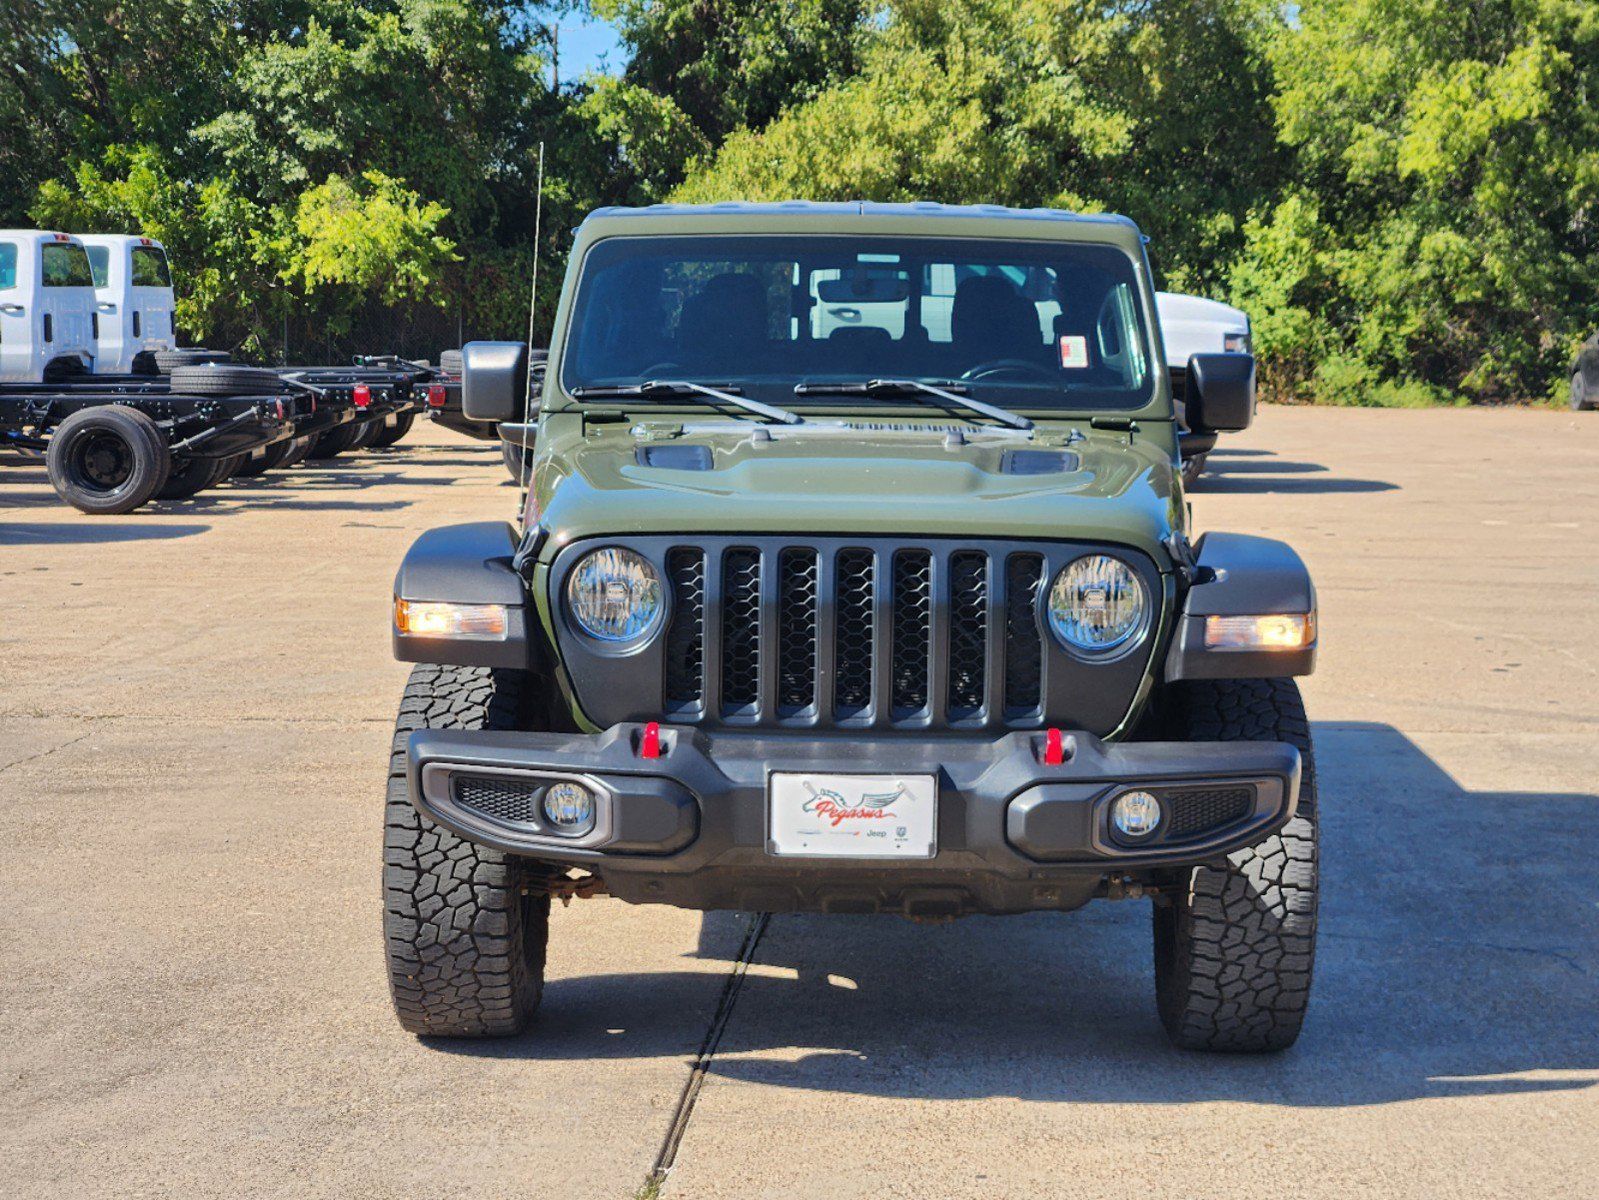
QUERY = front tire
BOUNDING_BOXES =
[384,664,550,1037]
[1154,678,1319,1053]
[1180,452,1208,489]
[1571,371,1593,412]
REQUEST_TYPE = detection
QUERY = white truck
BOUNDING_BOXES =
[1156,291,1252,486]
[0,230,98,382]
[78,234,177,374]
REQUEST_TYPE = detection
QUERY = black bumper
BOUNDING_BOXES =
[407,725,1300,916]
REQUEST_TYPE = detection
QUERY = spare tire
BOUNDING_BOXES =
[168,364,287,397]
[154,347,231,373]
[440,349,463,376]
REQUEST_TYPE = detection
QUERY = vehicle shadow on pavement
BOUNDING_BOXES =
[454,722,1598,1109]
[1198,450,1399,495]
[0,520,210,544]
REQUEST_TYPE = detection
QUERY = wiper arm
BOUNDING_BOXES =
[793,377,1033,431]
[570,379,803,425]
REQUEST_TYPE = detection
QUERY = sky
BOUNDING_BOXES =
[552,13,624,80]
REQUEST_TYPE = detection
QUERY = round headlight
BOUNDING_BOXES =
[1048,554,1148,656]
[566,547,664,644]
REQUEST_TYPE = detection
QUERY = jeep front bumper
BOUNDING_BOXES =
[407,725,1300,917]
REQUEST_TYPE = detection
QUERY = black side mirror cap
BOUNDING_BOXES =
[462,341,529,424]
[1185,353,1256,433]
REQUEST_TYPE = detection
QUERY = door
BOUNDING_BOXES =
[86,242,128,373]
[0,239,28,381]
[128,243,175,353]
[39,239,96,372]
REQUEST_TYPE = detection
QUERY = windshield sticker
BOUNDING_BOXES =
[1059,335,1089,369]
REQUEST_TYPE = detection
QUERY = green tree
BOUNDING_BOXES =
[1232,0,1599,403]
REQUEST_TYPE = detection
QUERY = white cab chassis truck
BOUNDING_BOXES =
[0,231,98,382]
[1155,291,1252,487]
[79,234,177,375]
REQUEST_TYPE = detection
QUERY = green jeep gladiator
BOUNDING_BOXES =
[384,203,1319,1053]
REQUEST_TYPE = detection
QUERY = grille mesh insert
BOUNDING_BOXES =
[777,548,819,712]
[834,549,876,716]
[1163,786,1254,839]
[1003,555,1045,714]
[947,551,989,717]
[721,548,762,711]
[891,550,932,717]
[664,548,705,707]
[453,776,541,824]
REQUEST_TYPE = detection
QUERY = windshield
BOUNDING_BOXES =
[562,235,1156,412]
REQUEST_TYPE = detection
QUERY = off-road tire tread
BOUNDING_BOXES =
[384,664,549,1037]
[1154,677,1318,1053]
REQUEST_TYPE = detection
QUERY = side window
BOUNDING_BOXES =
[41,244,94,287]
[1096,283,1149,389]
[85,246,110,288]
[131,247,172,288]
[0,242,17,290]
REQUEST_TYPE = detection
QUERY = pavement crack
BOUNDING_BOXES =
[0,731,91,774]
[637,911,770,1198]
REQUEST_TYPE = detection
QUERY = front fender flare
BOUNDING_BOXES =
[1164,532,1316,681]
[392,521,531,669]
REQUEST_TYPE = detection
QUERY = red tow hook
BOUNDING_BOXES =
[1042,727,1066,766]
[352,383,371,409]
[640,721,662,759]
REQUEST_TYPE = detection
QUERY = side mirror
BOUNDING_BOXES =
[1185,353,1255,433]
[461,341,529,424]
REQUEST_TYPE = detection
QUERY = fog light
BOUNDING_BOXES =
[1110,790,1161,841]
[542,782,596,836]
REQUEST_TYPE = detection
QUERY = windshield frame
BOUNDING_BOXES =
[547,231,1172,423]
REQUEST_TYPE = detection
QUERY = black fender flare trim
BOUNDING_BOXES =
[1164,532,1317,681]
[392,521,532,669]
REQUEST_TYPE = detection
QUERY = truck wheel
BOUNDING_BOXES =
[1180,453,1208,489]
[308,423,363,459]
[154,347,230,373]
[349,419,383,451]
[384,664,549,1037]
[231,438,297,477]
[167,364,284,397]
[45,406,171,515]
[368,410,415,448]
[277,435,316,469]
[156,455,231,500]
[1571,372,1593,412]
[1153,677,1318,1053]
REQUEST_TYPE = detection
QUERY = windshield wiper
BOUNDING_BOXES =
[792,378,1033,431]
[570,379,803,425]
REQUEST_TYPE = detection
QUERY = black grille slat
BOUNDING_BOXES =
[664,548,705,708]
[454,776,541,824]
[1164,786,1254,839]
[777,548,819,713]
[947,551,989,718]
[1003,554,1045,714]
[891,550,932,716]
[834,549,876,717]
[721,548,762,712]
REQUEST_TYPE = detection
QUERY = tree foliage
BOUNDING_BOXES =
[4,0,1595,399]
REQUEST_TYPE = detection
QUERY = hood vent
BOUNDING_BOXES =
[636,444,714,471]
[1001,449,1081,475]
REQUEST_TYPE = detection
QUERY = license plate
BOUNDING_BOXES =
[767,773,937,859]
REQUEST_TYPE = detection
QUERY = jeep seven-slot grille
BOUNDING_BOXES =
[662,543,1049,728]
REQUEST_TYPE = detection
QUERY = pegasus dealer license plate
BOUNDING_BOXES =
[767,773,937,859]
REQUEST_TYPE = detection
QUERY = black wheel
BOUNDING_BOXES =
[440,348,463,376]
[308,422,364,459]
[231,438,298,477]
[1181,452,1208,489]
[349,419,383,450]
[277,435,316,469]
[384,664,550,1037]
[45,406,171,515]
[502,436,534,481]
[156,455,232,500]
[369,410,416,448]
[1571,372,1593,412]
[1154,678,1319,1053]
[167,364,285,397]
[154,347,230,373]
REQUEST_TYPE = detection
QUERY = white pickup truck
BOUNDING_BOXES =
[0,230,98,382]
[79,234,177,374]
[1156,291,1252,485]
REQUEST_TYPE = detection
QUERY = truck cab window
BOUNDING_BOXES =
[41,244,94,287]
[131,247,172,288]
[86,246,110,288]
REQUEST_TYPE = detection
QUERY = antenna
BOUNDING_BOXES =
[516,141,545,530]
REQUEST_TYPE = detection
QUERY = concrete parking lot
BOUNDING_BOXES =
[2,407,1595,1199]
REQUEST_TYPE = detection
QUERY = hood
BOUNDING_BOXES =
[533,418,1181,563]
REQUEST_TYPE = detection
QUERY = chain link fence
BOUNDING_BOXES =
[250,293,508,368]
